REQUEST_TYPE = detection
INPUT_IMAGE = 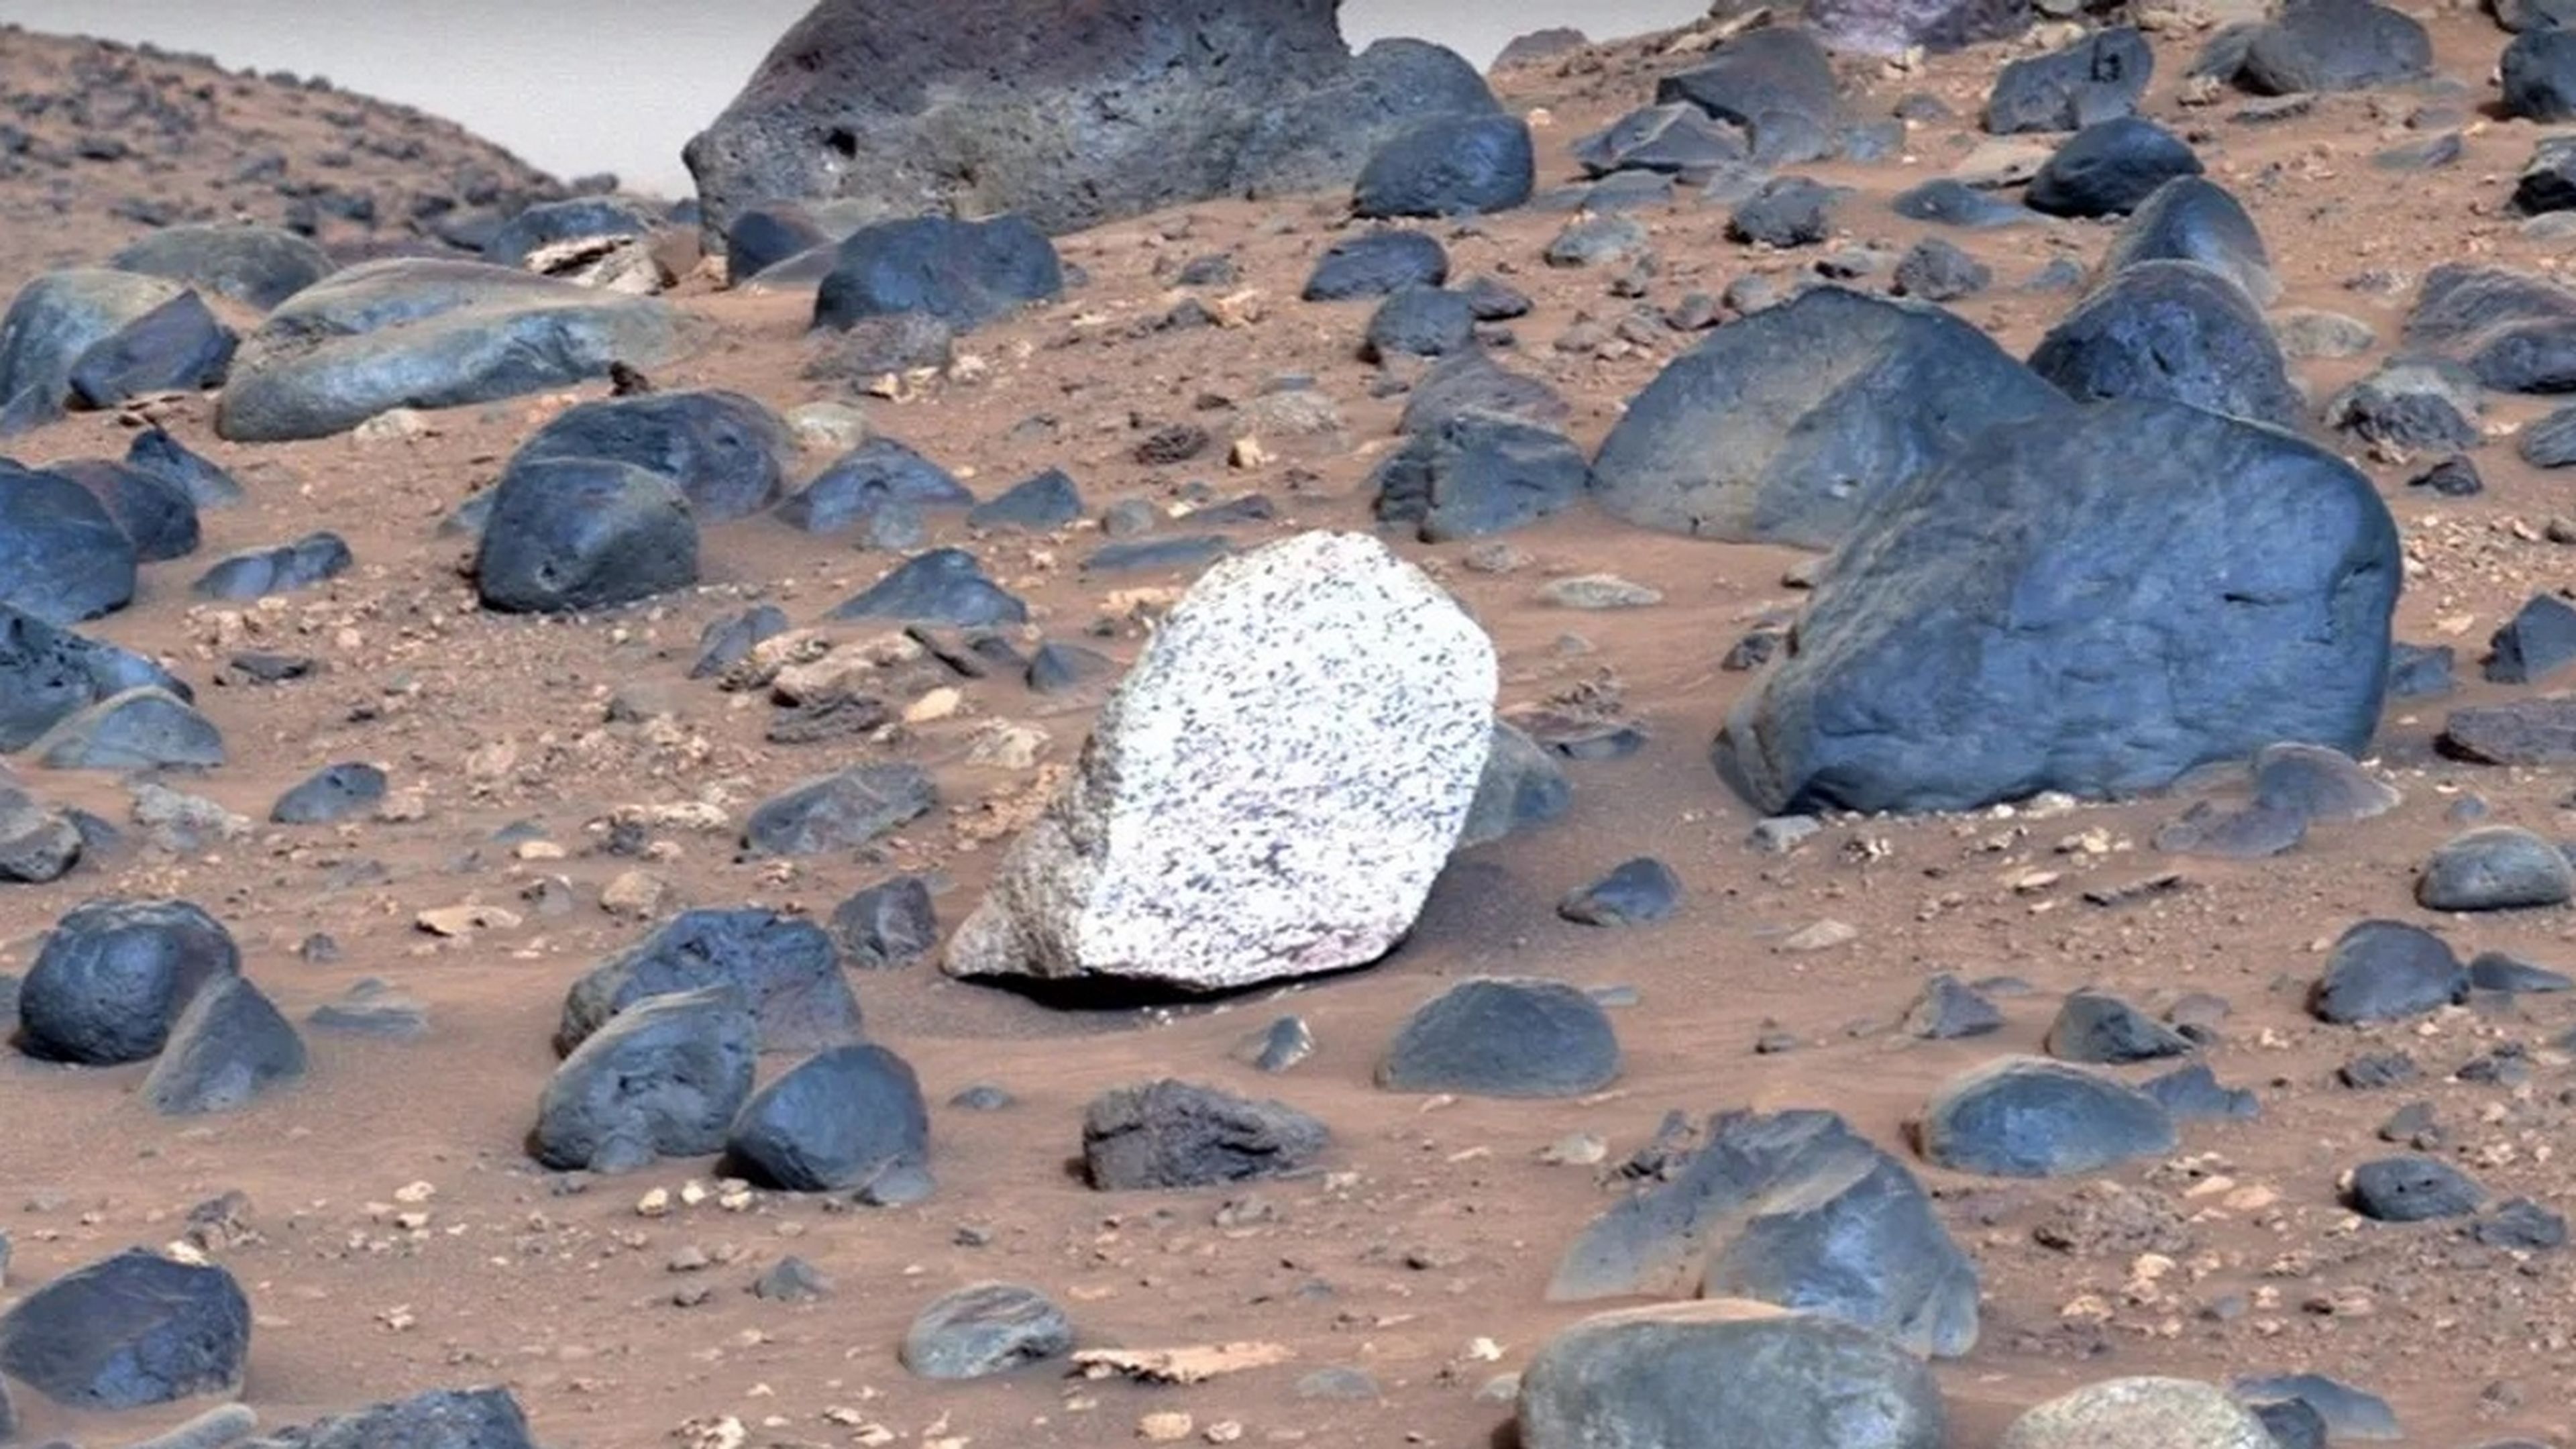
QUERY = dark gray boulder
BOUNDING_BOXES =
[830,875,939,969]
[2310,919,2467,1024]
[1081,1078,1329,1189]
[2348,1155,2483,1221]
[2470,950,2574,993]
[726,202,834,281]
[1919,1057,2177,1177]
[239,1386,539,1449]
[1890,238,1991,301]
[1370,408,1588,541]
[1456,717,1572,849]
[271,763,387,826]
[2487,594,2576,682]
[2505,30,2576,121]
[1892,178,2035,228]
[1352,113,1535,218]
[1558,857,1680,927]
[1903,974,2004,1039]
[1719,399,2398,815]
[2400,263,2576,394]
[1302,229,1448,302]
[2417,826,2575,910]
[1986,27,2152,135]
[1397,351,1570,433]
[2143,1063,2261,1121]
[900,1282,1073,1380]
[0,1249,250,1409]
[510,389,790,522]
[195,531,354,600]
[727,1042,928,1191]
[967,467,1083,531]
[32,687,224,771]
[0,788,82,884]
[2027,261,2303,430]
[66,290,237,409]
[828,548,1028,626]
[812,215,1063,334]
[0,601,188,751]
[682,0,1499,244]
[1589,286,2068,549]
[0,268,187,434]
[1572,103,1748,178]
[46,456,202,562]
[1517,1301,1946,1449]
[741,762,938,857]
[1378,978,1619,1098]
[483,195,664,268]
[1361,286,1477,361]
[126,426,247,509]
[2026,118,2203,218]
[1655,29,1839,166]
[142,974,308,1115]
[1550,1109,1980,1358]
[109,223,336,311]
[215,258,685,443]
[557,908,858,1055]
[2044,991,2194,1065]
[2098,176,2278,304]
[533,985,758,1173]
[2326,358,2481,449]
[474,458,699,614]
[2235,0,2431,94]
[1729,177,1838,248]
[775,437,970,533]
[17,898,241,1064]
[0,460,140,623]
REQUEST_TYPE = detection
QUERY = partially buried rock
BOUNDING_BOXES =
[753,1255,830,1301]
[2098,178,2275,304]
[509,388,789,522]
[690,604,788,679]
[1378,978,1619,1097]
[812,215,1063,333]
[1397,350,1570,433]
[1589,286,2067,549]
[2044,991,2193,1065]
[1891,238,1990,302]
[1082,1079,1329,1189]
[533,986,757,1173]
[1302,229,1448,303]
[1720,399,2396,815]
[741,763,937,857]
[2025,119,2202,219]
[967,467,1083,532]
[2232,1375,2402,1443]
[1361,285,1476,361]
[775,437,969,534]
[2027,262,2302,430]
[830,548,1028,627]
[1904,973,2004,1039]
[1728,177,1837,248]
[66,289,237,409]
[16,898,240,1065]
[2253,741,2398,823]
[2400,262,2576,395]
[0,459,139,624]
[216,259,684,442]
[474,458,698,614]
[0,267,187,433]
[1549,1109,1980,1358]
[1998,1377,2273,1449]
[0,1248,250,1409]
[1456,716,1572,849]
[108,222,334,310]
[0,600,188,750]
[125,427,245,509]
[2416,826,2575,911]
[900,1282,1072,1381]
[2232,0,2430,95]
[2443,697,2576,763]
[2347,1155,2483,1221]
[194,531,353,600]
[1655,29,1839,166]
[1517,1301,1945,1449]
[830,875,938,970]
[1986,27,2151,136]
[48,456,201,561]
[559,908,856,1055]
[2484,594,2576,684]
[0,790,81,884]
[1572,103,1746,178]
[1370,408,1588,541]
[240,1387,539,1448]
[2327,358,2481,450]
[946,532,1494,994]
[1917,1057,2177,1178]
[2469,950,2574,993]
[142,974,307,1115]
[32,687,221,771]
[2143,1063,2260,1121]
[727,1042,928,1192]
[2310,919,2467,1024]
[1558,857,1678,926]
[1352,113,1534,219]
[270,763,386,824]
[2510,37,2576,125]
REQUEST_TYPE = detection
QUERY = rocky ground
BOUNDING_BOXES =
[3,4,2576,1448]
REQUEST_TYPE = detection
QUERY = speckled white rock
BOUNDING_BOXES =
[1998,1377,2273,1449]
[945,531,1496,992]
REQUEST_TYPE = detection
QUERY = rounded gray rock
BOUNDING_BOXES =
[1379,977,1620,1097]
[2416,826,2575,911]
[900,1282,1073,1380]
[1918,1057,2178,1178]
[1998,1377,2272,1449]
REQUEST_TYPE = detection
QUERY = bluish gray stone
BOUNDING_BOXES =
[1918,1057,2177,1178]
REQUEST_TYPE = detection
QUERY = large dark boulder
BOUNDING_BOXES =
[2234,0,2431,95]
[1550,1110,1980,1358]
[726,1042,929,1191]
[0,268,187,435]
[2098,176,2278,304]
[557,908,859,1056]
[18,898,241,1065]
[2027,261,2304,431]
[1589,287,2069,549]
[533,985,758,1173]
[215,259,686,443]
[1655,29,1840,166]
[510,389,790,521]
[0,1249,251,1409]
[812,216,1064,334]
[2026,118,2202,218]
[1720,398,2398,815]
[1352,114,1536,219]
[1986,27,2152,135]
[0,600,189,751]
[238,1387,539,1449]
[2402,263,2576,394]
[474,457,699,614]
[46,458,202,562]
[66,290,237,409]
[682,0,1499,245]
[109,223,337,311]
[0,461,140,623]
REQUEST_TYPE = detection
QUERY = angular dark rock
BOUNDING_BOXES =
[690,604,788,680]
[66,289,237,409]
[1656,29,1840,167]
[32,687,223,770]
[741,762,938,857]
[238,1386,540,1449]
[0,1249,250,1409]
[0,462,134,625]
[1917,1057,2178,1178]
[558,908,858,1055]
[47,457,201,562]
[1397,351,1570,434]
[776,437,971,533]
[125,427,246,510]
[1025,639,1116,694]
[1890,238,1991,301]
[142,974,307,1115]
[813,215,1063,333]
[2143,1063,2260,1120]
[1891,178,2034,228]
[2485,594,2576,683]
[2347,1155,2483,1222]
[1352,113,1535,219]
[1361,286,1477,361]
[1370,408,1588,542]
[2098,176,2277,304]
[1986,27,2153,135]
[109,223,335,310]
[1728,177,1837,248]
[511,388,790,523]
[727,1042,928,1192]
[2027,261,2302,429]
[2474,1197,2568,1250]
[0,789,82,885]
[2233,1375,2402,1443]
[1558,857,1680,927]
[2416,826,2575,911]
[2402,263,2576,395]
[533,986,759,1173]
[1456,717,1572,849]
[17,898,239,1065]
[899,1282,1072,1381]
[2326,358,2481,450]
[0,268,186,434]
[194,531,354,600]
[1081,1078,1329,1189]
[2044,991,2194,1065]
[1378,978,1620,1097]
[1904,973,2004,1039]
[831,875,939,969]
[830,548,1028,626]
[0,602,188,751]
[2468,951,2574,993]
[474,458,698,614]
[967,468,1083,532]
[1573,103,1748,178]
[2025,118,2203,218]
[2516,136,2576,215]
[2310,920,2468,1024]
[1302,229,1449,302]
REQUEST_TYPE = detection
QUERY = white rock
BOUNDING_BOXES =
[946,531,1495,991]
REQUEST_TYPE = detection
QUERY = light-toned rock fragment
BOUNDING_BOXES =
[1998,1376,2272,1449]
[946,531,1495,992]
